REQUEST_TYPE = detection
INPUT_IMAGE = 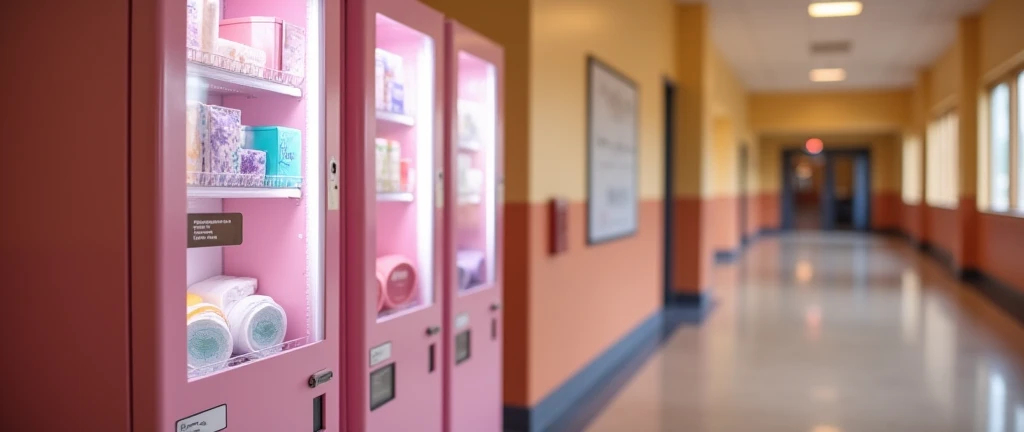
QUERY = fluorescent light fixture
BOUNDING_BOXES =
[810,68,846,82]
[808,1,863,18]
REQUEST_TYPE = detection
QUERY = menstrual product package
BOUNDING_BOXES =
[203,105,243,180]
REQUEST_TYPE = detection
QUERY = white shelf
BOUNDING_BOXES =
[377,192,414,202]
[188,186,302,199]
[187,61,302,98]
[376,110,416,126]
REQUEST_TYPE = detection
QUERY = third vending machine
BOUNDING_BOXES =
[442,19,505,432]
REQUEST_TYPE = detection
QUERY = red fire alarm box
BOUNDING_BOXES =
[549,198,568,255]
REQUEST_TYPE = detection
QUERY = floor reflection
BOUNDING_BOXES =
[586,232,1024,432]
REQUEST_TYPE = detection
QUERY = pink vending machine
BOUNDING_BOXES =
[442,21,505,432]
[343,0,446,431]
[129,0,342,430]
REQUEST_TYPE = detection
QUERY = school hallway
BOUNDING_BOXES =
[586,233,1024,432]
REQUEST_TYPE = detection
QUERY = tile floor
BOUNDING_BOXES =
[585,232,1024,432]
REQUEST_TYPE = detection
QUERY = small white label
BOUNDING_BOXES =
[455,312,470,330]
[370,342,392,367]
[176,405,227,432]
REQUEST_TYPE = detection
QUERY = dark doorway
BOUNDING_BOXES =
[662,79,676,305]
[782,148,871,231]
[738,145,749,245]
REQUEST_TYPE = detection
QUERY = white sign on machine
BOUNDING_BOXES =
[176,404,227,432]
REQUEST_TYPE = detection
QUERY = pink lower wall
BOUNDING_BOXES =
[526,200,663,405]
[758,193,782,230]
[502,200,663,406]
[1,2,131,430]
[978,213,1024,291]
[902,203,925,242]
[926,205,958,257]
[704,196,740,254]
[872,192,902,230]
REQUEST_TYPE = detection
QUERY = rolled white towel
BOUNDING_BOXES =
[226,295,287,355]
[188,275,257,314]
[186,303,233,369]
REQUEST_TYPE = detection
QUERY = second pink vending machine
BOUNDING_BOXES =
[442,20,505,432]
[344,0,447,431]
[129,0,342,430]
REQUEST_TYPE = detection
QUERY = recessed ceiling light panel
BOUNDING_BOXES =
[809,1,863,18]
[810,68,847,82]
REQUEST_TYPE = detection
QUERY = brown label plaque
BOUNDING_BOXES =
[188,213,243,248]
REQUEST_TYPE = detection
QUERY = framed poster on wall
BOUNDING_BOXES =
[586,56,639,244]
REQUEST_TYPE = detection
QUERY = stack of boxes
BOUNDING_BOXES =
[186,102,302,188]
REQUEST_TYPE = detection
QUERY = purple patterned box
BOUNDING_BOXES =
[186,0,202,48]
[202,105,242,185]
[282,22,305,77]
[185,101,208,185]
[239,149,267,187]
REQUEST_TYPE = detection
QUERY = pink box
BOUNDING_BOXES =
[220,17,305,76]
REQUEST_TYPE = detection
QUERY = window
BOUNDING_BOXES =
[926,111,959,208]
[990,83,1011,211]
[986,71,1024,213]
[1018,72,1024,208]
[902,135,922,205]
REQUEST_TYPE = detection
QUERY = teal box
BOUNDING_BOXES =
[243,126,302,187]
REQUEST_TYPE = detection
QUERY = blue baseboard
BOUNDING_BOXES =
[502,310,680,432]
[664,292,715,322]
[971,271,1024,324]
[714,248,740,264]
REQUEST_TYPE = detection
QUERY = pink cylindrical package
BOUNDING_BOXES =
[376,270,386,312]
[220,17,284,70]
[376,255,418,309]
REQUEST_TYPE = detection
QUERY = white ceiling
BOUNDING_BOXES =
[690,0,991,92]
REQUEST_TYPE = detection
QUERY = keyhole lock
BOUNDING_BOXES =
[330,161,338,175]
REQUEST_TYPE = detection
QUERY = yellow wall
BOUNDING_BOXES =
[705,47,751,197]
[527,0,676,405]
[930,42,961,114]
[529,0,674,202]
[750,90,912,135]
[980,0,1024,83]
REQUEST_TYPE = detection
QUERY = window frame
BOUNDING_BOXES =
[985,68,1023,215]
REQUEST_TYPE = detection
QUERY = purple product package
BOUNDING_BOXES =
[282,22,306,77]
[239,149,267,187]
[455,250,486,290]
[203,105,243,185]
[185,101,208,185]
[186,0,202,48]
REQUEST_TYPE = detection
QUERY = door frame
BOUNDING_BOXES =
[662,78,676,305]
[738,144,749,244]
